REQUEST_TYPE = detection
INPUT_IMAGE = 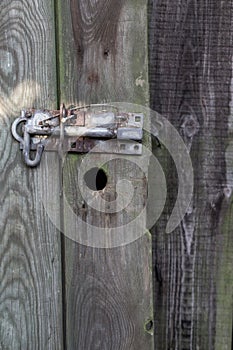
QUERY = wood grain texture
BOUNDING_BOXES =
[149,0,233,349]
[0,1,63,349]
[57,0,153,349]
[57,0,149,106]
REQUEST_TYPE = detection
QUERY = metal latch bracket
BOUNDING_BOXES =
[11,104,144,167]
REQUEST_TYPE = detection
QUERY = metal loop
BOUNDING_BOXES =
[22,129,44,167]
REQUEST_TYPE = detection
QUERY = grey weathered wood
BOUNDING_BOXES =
[149,0,233,349]
[57,0,154,349]
[0,1,63,349]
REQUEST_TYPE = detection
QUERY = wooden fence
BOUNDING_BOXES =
[0,0,232,349]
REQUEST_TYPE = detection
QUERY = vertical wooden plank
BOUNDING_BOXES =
[57,0,154,349]
[149,0,233,349]
[0,1,63,349]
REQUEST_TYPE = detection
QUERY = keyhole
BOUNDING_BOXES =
[84,167,107,191]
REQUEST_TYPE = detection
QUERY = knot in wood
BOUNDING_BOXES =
[180,114,200,139]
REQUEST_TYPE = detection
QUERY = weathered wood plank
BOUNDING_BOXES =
[57,0,154,349]
[0,1,63,349]
[149,0,233,348]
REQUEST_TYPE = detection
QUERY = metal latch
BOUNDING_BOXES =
[11,104,144,167]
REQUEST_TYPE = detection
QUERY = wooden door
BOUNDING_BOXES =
[0,1,63,349]
[0,0,154,349]
[57,0,154,348]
